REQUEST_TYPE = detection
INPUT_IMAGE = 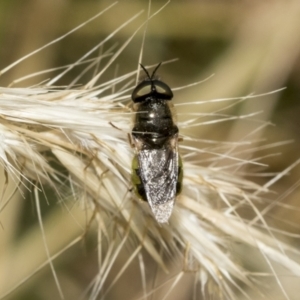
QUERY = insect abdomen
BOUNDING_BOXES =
[132,154,183,201]
[131,155,147,201]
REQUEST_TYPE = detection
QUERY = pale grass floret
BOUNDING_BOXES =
[1,76,300,300]
[0,4,300,300]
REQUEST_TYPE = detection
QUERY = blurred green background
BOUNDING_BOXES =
[0,0,300,299]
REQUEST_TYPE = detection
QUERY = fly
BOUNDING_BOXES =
[131,63,183,223]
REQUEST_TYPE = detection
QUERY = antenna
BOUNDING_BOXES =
[139,62,162,80]
[150,62,162,79]
[139,64,151,79]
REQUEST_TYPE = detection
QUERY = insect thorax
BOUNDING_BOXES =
[132,99,178,149]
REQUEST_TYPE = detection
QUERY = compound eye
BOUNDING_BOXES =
[131,80,174,103]
[152,80,173,100]
[131,81,153,103]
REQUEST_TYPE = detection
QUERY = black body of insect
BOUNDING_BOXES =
[131,63,182,223]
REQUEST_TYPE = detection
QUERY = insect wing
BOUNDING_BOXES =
[137,144,178,223]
